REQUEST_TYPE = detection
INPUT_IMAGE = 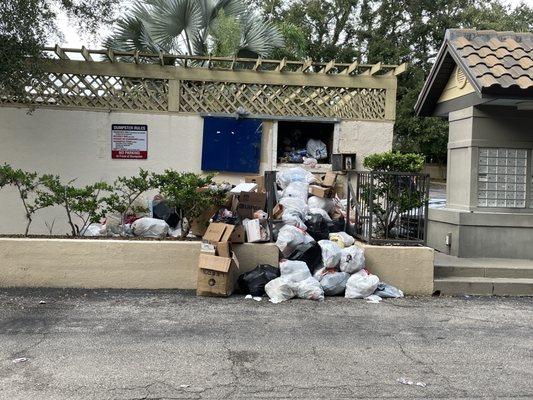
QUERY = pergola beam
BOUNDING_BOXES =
[361,62,383,76]
[342,61,358,75]
[54,45,69,60]
[320,60,335,74]
[81,46,92,61]
[275,58,287,72]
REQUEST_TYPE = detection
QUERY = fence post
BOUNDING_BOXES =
[168,79,180,112]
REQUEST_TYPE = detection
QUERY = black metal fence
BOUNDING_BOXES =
[346,171,430,245]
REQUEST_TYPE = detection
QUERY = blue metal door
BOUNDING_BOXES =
[201,117,262,173]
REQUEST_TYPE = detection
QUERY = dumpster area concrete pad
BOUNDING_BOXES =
[1,289,532,399]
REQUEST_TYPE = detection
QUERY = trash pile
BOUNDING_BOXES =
[279,137,328,166]
[195,167,404,302]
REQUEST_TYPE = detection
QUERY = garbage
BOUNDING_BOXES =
[131,217,169,238]
[238,264,280,296]
[39,300,46,305]
[305,213,330,241]
[365,294,382,303]
[287,149,308,163]
[152,197,179,228]
[276,167,317,189]
[296,277,324,301]
[318,240,341,269]
[179,384,191,389]
[397,378,427,387]
[282,181,309,203]
[282,209,307,230]
[329,231,355,248]
[319,271,350,296]
[12,357,28,363]
[253,210,268,220]
[243,218,270,242]
[303,157,317,168]
[306,139,328,160]
[374,282,404,298]
[309,185,333,198]
[345,269,380,299]
[245,294,263,301]
[308,208,332,222]
[230,182,258,193]
[276,225,314,257]
[287,242,322,274]
[81,223,107,237]
[279,260,312,282]
[265,276,297,303]
[197,253,240,297]
[236,192,267,219]
[279,197,309,217]
[339,246,365,274]
[308,196,335,213]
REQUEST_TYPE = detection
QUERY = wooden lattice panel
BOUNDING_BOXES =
[1,73,168,112]
[179,81,386,120]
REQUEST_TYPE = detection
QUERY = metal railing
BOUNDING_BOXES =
[346,171,430,246]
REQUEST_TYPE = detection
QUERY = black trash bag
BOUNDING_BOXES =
[238,264,280,296]
[152,199,179,228]
[288,242,323,274]
[327,217,345,233]
[305,213,330,241]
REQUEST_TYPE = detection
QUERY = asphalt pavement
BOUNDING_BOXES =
[1,288,532,399]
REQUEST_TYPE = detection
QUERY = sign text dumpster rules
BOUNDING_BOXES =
[111,124,148,159]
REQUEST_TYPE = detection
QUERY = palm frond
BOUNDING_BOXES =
[238,11,284,58]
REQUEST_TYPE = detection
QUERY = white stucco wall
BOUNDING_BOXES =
[338,120,394,170]
[0,107,393,234]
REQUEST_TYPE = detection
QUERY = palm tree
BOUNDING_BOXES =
[106,0,284,58]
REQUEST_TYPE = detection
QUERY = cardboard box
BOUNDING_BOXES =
[322,171,338,187]
[245,175,265,193]
[236,192,267,219]
[229,224,245,244]
[200,242,217,254]
[216,241,232,258]
[230,182,257,194]
[196,253,240,297]
[191,206,218,237]
[272,203,284,219]
[203,223,235,244]
[309,185,333,198]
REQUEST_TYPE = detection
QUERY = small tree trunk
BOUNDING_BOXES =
[24,216,32,236]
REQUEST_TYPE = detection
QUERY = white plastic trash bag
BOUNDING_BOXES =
[318,240,341,269]
[308,196,334,213]
[280,260,311,282]
[276,167,317,189]
[296,277,324,301]
[265,276,297,303]
[345,270,379,299]
[320,271,350,296]
[276,225,314,257]
[282,182,309,203]
[279,197,309,218]
[81,223,107,237]
[339,246,365,274]
[282,210,307,230]
[303,157,317,168]
[329,232,355,248]
[308,208,332,222]
[131,217,169,238]
[306,139,328,160]
[374,282,404,298]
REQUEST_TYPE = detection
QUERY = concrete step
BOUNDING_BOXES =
[434,277,533,296]
[434,253,533,279]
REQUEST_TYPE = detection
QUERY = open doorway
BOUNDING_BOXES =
[276,121,335,165]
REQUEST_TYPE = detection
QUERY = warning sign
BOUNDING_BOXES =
[111,124,148,159]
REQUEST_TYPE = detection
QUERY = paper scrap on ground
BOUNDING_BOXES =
[365,295,382,303]
[179,384,190,388]
[12,358,28,363]
[39,300,46,304]
[245,295,263,302]
[397,377,427,387]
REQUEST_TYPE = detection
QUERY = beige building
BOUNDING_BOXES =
[416,29,533,259]
[0,47,405,234]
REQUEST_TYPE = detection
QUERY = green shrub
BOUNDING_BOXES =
[363,151,424,173]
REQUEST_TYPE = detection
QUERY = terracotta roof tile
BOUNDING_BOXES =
[447,30,533,91]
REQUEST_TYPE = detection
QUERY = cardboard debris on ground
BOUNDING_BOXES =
[196,253,240,297]
[203,223,235,244]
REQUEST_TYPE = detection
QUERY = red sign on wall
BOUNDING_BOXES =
[111,124,148,159]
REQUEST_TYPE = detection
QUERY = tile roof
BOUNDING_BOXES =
[448,29,533,91]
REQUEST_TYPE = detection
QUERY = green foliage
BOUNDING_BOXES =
[151,170,217,237]
[270,22,308,60]
[0,0,119,99]
[103,169,154,233]
[0,163,50,235]
[363,151,425,173]
[361,152,427,239]
[107,0,284,58]
[39,175,112,236]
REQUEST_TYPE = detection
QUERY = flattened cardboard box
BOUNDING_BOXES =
[236,192,267,219]
[197,253,240,297]
[322,171,338,188]
[203,222,235,244]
